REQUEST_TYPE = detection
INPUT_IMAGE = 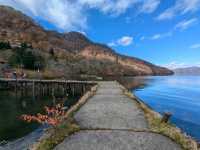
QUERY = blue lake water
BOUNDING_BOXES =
[133,76,200,141]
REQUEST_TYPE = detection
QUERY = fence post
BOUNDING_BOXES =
[161,112,172,123]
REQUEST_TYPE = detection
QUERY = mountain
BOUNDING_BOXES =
[173,67,200,75]
[0,5,173,79]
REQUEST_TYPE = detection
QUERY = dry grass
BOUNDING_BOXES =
[124,90,198,150]
[24,70,39,79]
[20,69,65,79]
[42,69,64,79]
[35,117,79,150]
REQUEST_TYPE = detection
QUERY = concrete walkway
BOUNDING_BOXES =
[55,82,182,150]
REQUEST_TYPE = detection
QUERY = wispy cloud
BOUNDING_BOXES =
[0,0,161,31]
[108,42,117,47]
[117,36,133,46]
[142,18,198,41]
[142,32,172,41]
[156,0,200,20]
[108,36,133,47]
[0,0,87,31]
[190,43,200,49]
[140,36,145,41]
[79,0,137,16]
[140,0,160,13]
[151,34,161,40]
[175,18,198,30]
[80,0,160,15]
[152,32,172,40]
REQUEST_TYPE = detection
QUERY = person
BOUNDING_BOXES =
[13,71,17,79]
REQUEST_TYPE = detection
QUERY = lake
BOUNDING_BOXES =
[0,90,80,142]
[1,76,200,143]
[132,76,200,141]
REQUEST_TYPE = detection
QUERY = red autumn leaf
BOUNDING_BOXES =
[20,103,65,127]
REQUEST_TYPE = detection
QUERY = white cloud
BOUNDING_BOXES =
[79,0,160,15]
[77,31,87,36]
[146,18,197,41]
[147,18,197,41]
[108,36,133,47]
[0,0,87,31]
[157,0,200,20]
[190,43,200,49]
[150,32,172,40]
[151,34,161,40]
[175,18,198,30]
[156,8,175,20]
[117,36,133,46]
[108,42,117,47]
[100,0,138,15]
[140,0,160,13]
[0,0,161,31]
[140,30,173,41]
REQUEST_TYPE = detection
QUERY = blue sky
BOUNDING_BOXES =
[0,0,200,68]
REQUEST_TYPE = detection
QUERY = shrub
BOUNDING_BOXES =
[21,103,65,127]
[49,48,55,57]
[0,41,11,50]
[23,50,38,69]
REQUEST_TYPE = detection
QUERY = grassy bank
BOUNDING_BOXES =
[34,118,79,150]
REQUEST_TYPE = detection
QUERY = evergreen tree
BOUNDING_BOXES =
[8,42,45,70]
[0,41,11,50]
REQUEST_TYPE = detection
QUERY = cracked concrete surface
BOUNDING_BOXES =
[55,82,182,150]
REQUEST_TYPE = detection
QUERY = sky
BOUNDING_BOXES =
[0,0,200,68]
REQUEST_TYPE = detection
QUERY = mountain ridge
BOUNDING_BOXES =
[0,5,173,78]
[173,67,200,75]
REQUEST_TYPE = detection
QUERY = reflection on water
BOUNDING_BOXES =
[0,90,80,142]
[122,76,200,141]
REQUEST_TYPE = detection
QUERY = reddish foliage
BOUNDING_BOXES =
[20,103,65,127]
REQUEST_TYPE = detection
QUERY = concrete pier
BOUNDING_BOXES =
[55,82,182,150]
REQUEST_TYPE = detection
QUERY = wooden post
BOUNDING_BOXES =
[47,83,50,96]
[62,83,65,95]
[32,81,35,99]
[45,83,48,96]
[52,87,56,105]
[64,83,67,96]
[25,82,28,96]
[15,79,18,93]
[161,112,172,123]
[83,84,86,95]
[21,82,23,96]
[39,82,42,96]
[68,84,70,95]
[72,83,75,96]
[197,142,200,148]
[42,83,45,96]
[52,87,54,97]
